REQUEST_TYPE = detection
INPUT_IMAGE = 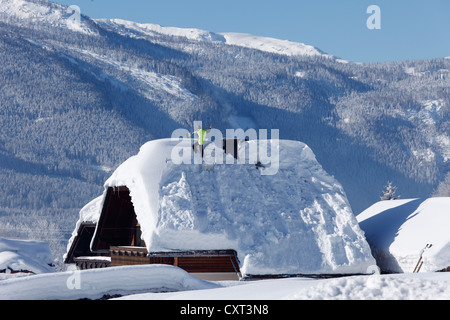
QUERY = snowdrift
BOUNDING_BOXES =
[357,197,450,273]
[3,264,450,300]
[69,138,375,276]
[0,264,217,300]
[118,272,450,300]
[0,238,54,274]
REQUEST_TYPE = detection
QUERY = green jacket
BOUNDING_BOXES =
[197,128,207,145]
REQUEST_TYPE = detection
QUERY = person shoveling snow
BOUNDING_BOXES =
[187,125,213,158]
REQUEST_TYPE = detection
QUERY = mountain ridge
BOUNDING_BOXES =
[98,18,337,60]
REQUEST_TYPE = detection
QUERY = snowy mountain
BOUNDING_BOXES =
[101,18,335,59]
[0,0,448,261]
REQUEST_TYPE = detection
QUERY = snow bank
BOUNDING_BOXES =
[357,197,450,273]
[0,264,218,300]
[118,272,450,300]
[95,138,375,276]
[288,273,450,300]
[0,238,54,274]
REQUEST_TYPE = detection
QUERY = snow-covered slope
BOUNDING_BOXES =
[0,0,96,34]
[99,18,334,59]
[99,19,227,43]
[118,272,450,300]
[81,138,375,276]
[0,238,54,274]
[357,197,450,273]
[0,0,62,22]
[221,32,334,58]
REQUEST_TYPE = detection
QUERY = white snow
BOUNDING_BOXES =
[357,198,450,273]
[2,1,341,61]
[0,0,97,35]
[100,19,336,60]
[0,0,61,22]
[0,264,218,300]
[227,115,257,130]
[294,70,307,78]
[118,272,450,300]
[411,148,436,163]
[435,134,450,162]
[0,238,54,274]
[401,99,444,126]
[66,47,197,101]
[84,138,375,276]
[404,67,416,76]
[64,195,104,261]
[399,99,448,163]
[1,264,450,300]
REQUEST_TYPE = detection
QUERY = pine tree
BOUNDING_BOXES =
[381,181,400,200]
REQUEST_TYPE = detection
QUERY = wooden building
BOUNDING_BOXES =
[65,138,377,279]
[65,186,242,280]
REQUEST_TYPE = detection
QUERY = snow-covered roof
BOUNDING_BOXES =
[357,197,450,273]
[0,238,54,274]
[64,195,104,261]
[71,138,375,276]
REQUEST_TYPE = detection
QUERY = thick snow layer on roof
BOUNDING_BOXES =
[64,195,104,260]
[357,197,450,273]
[0,238,54,274]
[89,138,375,275]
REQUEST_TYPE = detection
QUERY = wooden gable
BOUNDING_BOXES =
[67,185,242,279]
[91,186,144,253]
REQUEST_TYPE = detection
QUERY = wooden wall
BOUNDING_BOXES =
[110,247,240,275]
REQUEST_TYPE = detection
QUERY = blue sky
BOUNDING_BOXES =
[52,0,450,63]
